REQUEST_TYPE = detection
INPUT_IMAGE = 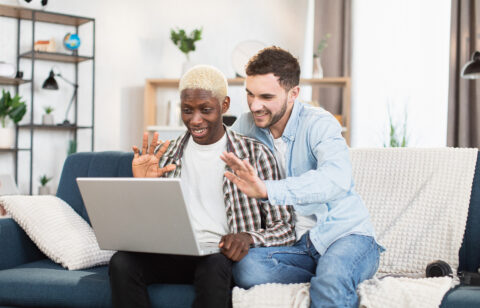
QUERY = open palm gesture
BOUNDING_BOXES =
[132,132,176,178]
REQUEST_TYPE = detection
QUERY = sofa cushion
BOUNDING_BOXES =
[1,195,114,270]
[0,259,111,307]
[56,152,134,223]
[0,259,194,308]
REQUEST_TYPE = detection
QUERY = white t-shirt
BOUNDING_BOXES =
[180,134,229,244]
[271,133,316,241]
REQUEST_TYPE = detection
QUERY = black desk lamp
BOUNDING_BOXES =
[461,51,480,79]
[42,69,78,126]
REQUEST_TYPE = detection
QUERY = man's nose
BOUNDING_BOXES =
[249,97,264,112]
[190,111,203,125]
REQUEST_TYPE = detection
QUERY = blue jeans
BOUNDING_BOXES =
[233,233,381,308]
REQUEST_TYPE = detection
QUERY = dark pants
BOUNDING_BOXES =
[109,251,233,308]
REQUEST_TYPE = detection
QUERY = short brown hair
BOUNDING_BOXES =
[245,46,300,90]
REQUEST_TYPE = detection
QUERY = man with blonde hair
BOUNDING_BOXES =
[108,65,295,308]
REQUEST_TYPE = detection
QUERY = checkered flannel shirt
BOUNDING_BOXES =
[156,127,295,247]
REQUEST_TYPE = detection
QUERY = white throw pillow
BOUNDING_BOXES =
[0,195,114,270]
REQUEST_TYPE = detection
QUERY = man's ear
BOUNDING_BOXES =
[222,96,230,114]
[288,86,300,102]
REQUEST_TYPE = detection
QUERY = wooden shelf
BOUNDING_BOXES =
[0,4,93,26]
[147,78,244,87]
[0,148,30,152]
[0,76,31,85]
[18,124,92,130]
[144,77,352,145]
[19,51,93,63]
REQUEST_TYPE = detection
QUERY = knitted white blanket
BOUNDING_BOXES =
[233,148,478,308]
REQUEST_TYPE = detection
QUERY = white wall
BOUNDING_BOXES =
[0,0,309,193]
[351,0,451,147]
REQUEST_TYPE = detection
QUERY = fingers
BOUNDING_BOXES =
[155,140,170,160]
[132,146,140,159]
[220,234,251,261]
[221,152,246,171]
[141,132,148,155]
[219,235,226,248]
[157,164,176,177]
[224,171,240,184]
[149,132,159,155]
[243,159,256,175]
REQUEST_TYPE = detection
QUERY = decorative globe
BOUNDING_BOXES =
[17,0,48,10]
[63,33,81,51]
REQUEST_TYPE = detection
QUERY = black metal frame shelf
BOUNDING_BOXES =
[0,3,95,194]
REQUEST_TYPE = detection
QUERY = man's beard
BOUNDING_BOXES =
[258,97,288,128]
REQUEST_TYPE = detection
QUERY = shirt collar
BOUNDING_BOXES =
[269,100,302,142]
[167,125,249,161]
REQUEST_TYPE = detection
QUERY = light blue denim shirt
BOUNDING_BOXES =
[232,101,377,255]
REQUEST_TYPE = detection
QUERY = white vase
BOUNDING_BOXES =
[38,186,50,195]
[42,114,54,125]
[181,59,195,75]
[312,56,323,79]
[0,127,15,148]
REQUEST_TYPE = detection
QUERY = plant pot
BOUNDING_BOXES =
[38,186,50,195]
[0,127,15,148]
[42,114,54,125]
[181,60,195,75]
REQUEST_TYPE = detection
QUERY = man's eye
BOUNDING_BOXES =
[182,109,192,114]
[247,92,254,97]
[202,108,212,113]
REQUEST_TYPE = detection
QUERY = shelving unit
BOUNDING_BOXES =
[144,77,351,144]
[0,4,95,194]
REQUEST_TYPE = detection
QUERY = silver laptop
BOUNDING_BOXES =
[76,177,220,256]
[0,174,20,195]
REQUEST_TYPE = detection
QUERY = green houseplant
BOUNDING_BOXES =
[42,105,54,125]
[0,90,27,148]
[67,139,77,155]
[38,174,53,195]
[384,105,408,148]
[313,33,331,78]
[170,28,203,61]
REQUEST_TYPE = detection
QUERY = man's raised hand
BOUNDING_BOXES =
[132,132,176,178]
[220,151,268,199]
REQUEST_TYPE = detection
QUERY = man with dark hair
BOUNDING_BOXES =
[109,65,295,308]
[221,46,382,308]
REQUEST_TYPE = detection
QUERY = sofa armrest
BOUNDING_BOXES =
[0,218,45,270]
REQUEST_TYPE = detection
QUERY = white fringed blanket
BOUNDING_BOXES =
[233,148,478,308]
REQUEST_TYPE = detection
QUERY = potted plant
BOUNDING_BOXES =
[170,27,202,73]
[38,174,53,195]
[313,33,331,78]
[67,139,77,155]
[0,89,27,148]
[42,106,54,125]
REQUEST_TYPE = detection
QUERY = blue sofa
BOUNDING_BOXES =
[0,151,479,307]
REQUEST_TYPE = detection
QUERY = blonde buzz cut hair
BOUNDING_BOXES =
[179,65,228,103]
